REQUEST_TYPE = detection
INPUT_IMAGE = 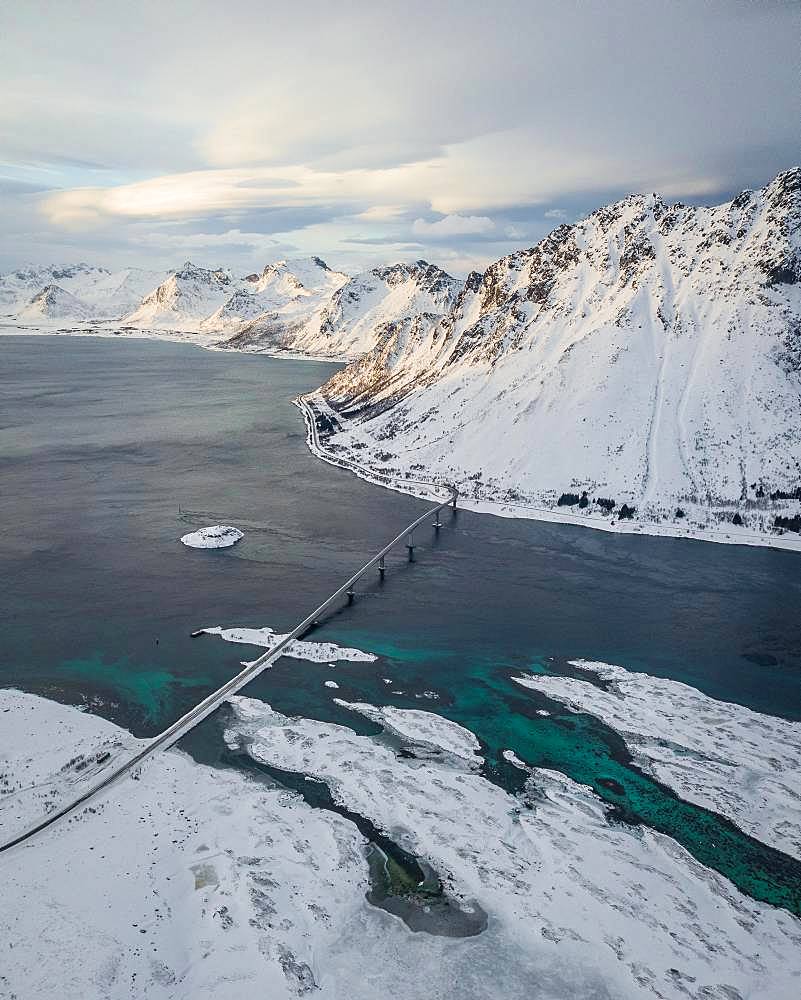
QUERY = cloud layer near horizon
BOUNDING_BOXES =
[1,0,798,276]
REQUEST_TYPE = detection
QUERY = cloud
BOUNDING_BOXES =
[2,0,798,273]
[131,228,284,252]
[412,214,495,237]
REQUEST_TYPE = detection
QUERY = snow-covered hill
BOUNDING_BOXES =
[123,261,239,328]
[227,260,463,357]
[201,257,348,333]
[0,263,169,321]
[311,168,801,540]
[17,283,90,322]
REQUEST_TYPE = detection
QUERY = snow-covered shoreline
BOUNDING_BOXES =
[513,660,801,860]
[0,323,353,363]
[3,669,801,998]
[295,393,801,554]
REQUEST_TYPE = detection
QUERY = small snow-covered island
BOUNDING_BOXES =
[180,525,244,549]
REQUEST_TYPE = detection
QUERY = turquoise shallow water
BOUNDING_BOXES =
[2,334,801,915]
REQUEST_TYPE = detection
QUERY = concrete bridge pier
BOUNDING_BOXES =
[0,479,460,856]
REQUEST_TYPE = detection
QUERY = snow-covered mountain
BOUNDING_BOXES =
[3,169,799,541]
[201,257,348,333]
[2,256,460,359]
[17,283,90,322]
[0,263,169,321]
[1,263,107,314]
[123,261,238,328]
[313,168,801,533]
[227,260,463,356]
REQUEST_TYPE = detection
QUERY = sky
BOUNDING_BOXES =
[1,0,798,277]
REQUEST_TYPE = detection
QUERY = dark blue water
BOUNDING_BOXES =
[2,334,800,912]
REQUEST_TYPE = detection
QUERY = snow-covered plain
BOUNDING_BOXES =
[514,660,801,860]
[180,525,244,548]
[4,687,800,999]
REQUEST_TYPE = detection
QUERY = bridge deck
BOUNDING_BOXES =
[0,397,456,853]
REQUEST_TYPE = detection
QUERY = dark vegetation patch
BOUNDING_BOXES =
[775,514,801,533]
[770,486,801,502]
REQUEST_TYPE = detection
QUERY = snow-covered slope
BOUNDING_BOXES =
[79,266,171,318]
[201,257,348,333]
[16,283,90,322]
[314,168,801,536]
[228,260,463,357]
[124,261,238,328]
[1,263,170,321]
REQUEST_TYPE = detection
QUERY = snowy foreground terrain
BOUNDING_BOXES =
[2,168,799,549]
[2,630,801,999]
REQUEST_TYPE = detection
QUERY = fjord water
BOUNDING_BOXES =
[2,335,801,912]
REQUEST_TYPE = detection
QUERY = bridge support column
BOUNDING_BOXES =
[378,555,385,579]
[433,515,442,532]
[451,493,458,511]
[347,589,355,606]
[406,533,415,562]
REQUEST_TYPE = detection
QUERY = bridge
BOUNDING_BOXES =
[0,396,457,853]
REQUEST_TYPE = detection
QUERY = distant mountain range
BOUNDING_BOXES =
[0,263,170,321]
[0,255,463,360]
[3,167,800,539]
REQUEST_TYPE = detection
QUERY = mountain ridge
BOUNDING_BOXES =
[311,168,801,540]
[3,168,800,543]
